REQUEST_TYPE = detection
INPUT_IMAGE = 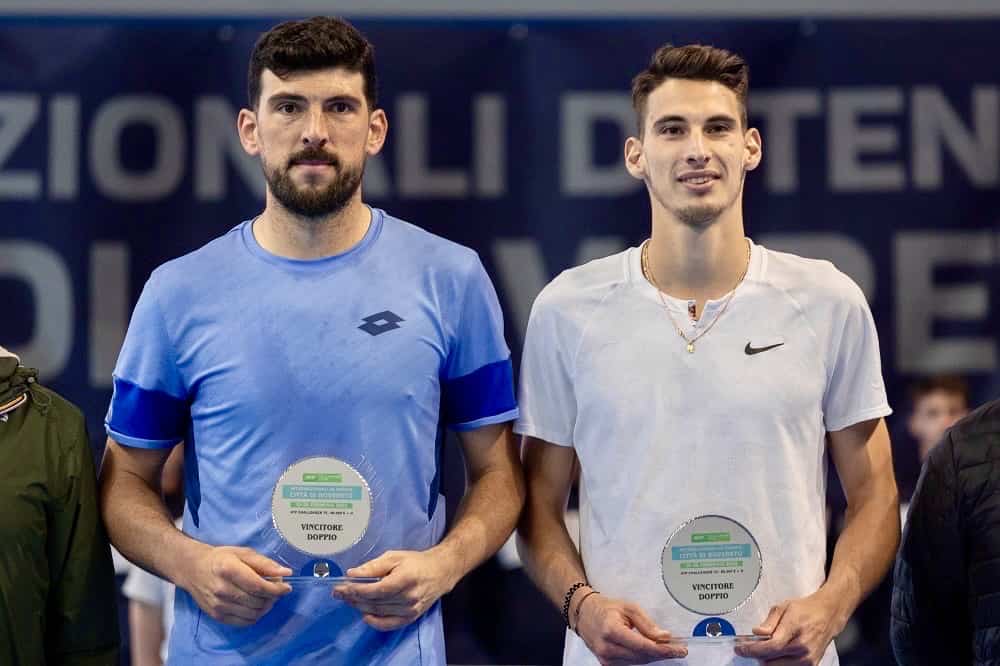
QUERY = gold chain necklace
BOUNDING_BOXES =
[640,239,751,353]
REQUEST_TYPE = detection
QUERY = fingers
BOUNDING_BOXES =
[583,603,687,663]
[346,551,401,579]
[603,626,686,661]
[621,602,672,643]
[205,596,278,626]
[215,551,292,599]
[237,549,294,579]
[754,602,787,636]
[737,603,806,660]
[336,574,407,602]
[362,612,417,632]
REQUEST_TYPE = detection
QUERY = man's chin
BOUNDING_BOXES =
[675,205,725,227]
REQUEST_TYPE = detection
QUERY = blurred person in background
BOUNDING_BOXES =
[0,345,119,664]
[907,375,970,465]
[98,15,522,665]
[515,43,899,666]
[891,398,1000,665]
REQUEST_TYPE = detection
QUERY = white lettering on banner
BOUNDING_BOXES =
[475,94,506,196]
[0,94,41,199]
[0,241,73,378]
[396,93,506,198]
[194,96,263,200]
[397,93,468,197]
[912,86,999,189]
[561,93,639,196]
[492,236,627,338]
[49,95,80,199]
[751,90,822,193]
[89,243,129,388]
[757,232,876,300]
[90,95,186,200]
[0,87,997,200]
[895,232,995,373]
[363,153,391,198]
[829,88,906,192]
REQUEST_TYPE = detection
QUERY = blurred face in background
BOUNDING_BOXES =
[908,389,969,462]
[239,67,386,218]
[625,78,761,228]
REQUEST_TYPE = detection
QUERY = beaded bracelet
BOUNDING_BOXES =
[561,581,588,627]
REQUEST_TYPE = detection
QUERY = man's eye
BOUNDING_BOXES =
[277,103,298,114]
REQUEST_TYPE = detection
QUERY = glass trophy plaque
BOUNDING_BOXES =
[660,514,768,645]
[263,455,382,587]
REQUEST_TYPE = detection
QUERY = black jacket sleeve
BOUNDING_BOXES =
[890,432,972,665]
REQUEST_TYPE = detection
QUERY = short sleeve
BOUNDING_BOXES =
[822,279,892,431]
[440,257,518,431]
[105,272,190,448]
[123,565,167,607]
[513,285,577,447]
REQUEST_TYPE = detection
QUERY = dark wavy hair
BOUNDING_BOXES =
[247,16,377,111]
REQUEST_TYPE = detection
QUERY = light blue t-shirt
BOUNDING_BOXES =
[106,209,517,665]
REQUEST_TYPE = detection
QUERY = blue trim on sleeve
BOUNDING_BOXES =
[450,407,520,432]
[441,358,517,428]
[104,426,181,449]
[107,377,189,444]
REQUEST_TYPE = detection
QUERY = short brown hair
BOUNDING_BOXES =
[248,16,377,111]
[909,375,971,407]
[631,44,749,135]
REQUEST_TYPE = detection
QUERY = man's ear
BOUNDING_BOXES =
[366,108,388,156]
[237,108,260,156]
[743,126,762,172]
[624,135,646,181]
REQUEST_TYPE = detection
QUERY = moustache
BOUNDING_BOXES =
[288,149,340,168]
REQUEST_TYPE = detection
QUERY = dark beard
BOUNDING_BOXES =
[265,149,364,219]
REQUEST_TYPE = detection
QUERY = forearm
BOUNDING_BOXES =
[100,465,206,588]
[822,483,900,628]
[429,461,525,588]
[517,499,589,615]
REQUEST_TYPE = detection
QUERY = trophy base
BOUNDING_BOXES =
[265,575,381,587]
[667,634,769,645]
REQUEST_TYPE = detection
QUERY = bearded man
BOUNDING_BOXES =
[99,16,523,665]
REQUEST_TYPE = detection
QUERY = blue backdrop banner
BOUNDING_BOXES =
[1,18,998,446]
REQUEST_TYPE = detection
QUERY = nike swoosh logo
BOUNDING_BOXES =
[745,342,784,355]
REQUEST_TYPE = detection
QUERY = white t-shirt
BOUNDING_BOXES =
[515,241,891,666]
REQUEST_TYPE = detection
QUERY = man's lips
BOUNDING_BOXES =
[677,171,720,191]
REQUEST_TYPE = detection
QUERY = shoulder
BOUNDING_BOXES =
[31,384,85,431]
[378,211,481,276]
[25,384,90,467]
[947,399,1000,473]
[532,250,629,320]
[758,245,866,306]
[145,223,247,295]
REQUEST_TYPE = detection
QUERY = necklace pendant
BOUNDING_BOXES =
[686,342,695,353]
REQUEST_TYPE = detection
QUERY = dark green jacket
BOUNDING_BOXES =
[0,356,119,665]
